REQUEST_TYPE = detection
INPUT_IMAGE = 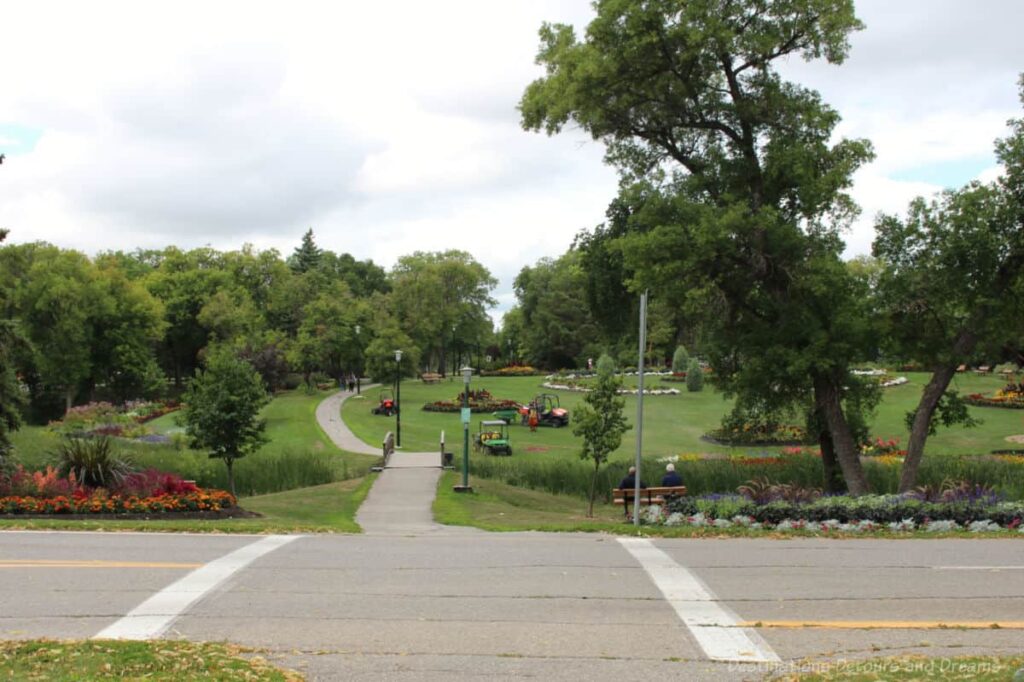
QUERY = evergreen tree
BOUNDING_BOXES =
[672,346,689,373]
[289,228,323,274]
[686,358,704,393]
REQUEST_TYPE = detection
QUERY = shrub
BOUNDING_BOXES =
[595,354,617,379]
[55,437,134,489]
[685,358,704,392]
[672,346,689,372]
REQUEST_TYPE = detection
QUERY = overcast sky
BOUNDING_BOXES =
[2,1,1022,321]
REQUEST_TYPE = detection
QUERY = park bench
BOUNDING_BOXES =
[421,372,442,384]
[612,486,687,518]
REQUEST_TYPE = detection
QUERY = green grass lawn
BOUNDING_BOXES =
[9,389,379,496]
[344,373,1023,462]
[0,640,302,680]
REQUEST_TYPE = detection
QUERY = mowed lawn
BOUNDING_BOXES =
[11,389,378,482]
[343,372,1023,462]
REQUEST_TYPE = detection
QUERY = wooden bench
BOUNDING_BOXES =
[612,486,687,517]
[421,372,442,384]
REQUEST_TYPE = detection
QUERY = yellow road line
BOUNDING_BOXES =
[739,620,1024,630]
[0,559,201,569]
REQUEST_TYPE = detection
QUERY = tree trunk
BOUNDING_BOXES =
[588,460,600,518]
[439,339,447,378]
[813,373,870,496]
[225,457,236,498]
[899,329,978,493]
[64,386,75,414]
[817,424,845,494]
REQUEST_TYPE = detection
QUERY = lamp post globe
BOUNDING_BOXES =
[394,349,403,447]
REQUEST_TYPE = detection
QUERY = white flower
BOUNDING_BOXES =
[856,520,878,531]
[968,520,1001,533]
[924,520,960,533]
[642,505,664,524]
[821,519,842,530]
[838,523,861,532]
[665,512,686,526]
[803,521,822,532]
[888,519,916,532]
[712,518,733,528]
[687,513,710,527]
[731,515,756,527]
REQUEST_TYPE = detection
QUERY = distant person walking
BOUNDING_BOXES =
[347,374,356,392]
[661,463,683,487]
[528,406,539,432]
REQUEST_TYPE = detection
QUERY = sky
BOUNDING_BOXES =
[1,1,1022,322]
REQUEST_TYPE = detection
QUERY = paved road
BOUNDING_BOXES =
[1,531,1022,680]
[3,393,1021,679]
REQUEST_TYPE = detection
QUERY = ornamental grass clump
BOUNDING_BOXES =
[55,436,133,489]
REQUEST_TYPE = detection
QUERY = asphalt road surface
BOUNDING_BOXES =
[1,530,1022,681]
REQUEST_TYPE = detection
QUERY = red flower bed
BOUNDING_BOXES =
[0,465,235,515]
[0,489,236,515]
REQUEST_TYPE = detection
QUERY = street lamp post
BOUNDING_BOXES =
[394,349,403,448]
[454,365,474,492]
[354,324,361,394]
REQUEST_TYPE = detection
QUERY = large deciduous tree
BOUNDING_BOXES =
[390,251,496,375]
[521,0,876,493]
[873,79,1024,491]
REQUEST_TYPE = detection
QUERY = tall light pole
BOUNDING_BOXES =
[354,324,361,394]
[634,291,648,527]
[454,365,474,492]
[394,349,403,448]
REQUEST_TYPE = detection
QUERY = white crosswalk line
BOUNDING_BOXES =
[618,537,780,663]
[94,534,302,640]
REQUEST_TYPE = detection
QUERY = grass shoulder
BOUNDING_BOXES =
[0,639,303,681]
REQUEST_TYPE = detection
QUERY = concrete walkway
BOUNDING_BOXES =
[316,389,460,535]
[314,387,381,455]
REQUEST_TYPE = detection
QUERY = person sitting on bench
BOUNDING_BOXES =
[618,466,647,490]
[661,463,683,487]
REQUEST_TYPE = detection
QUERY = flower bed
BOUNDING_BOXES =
[50,400,179,438]
[703,424,813,446]
[0,465,236,516]
[0,489,236,515]
[655,493,1024,531]
[479,366,545,377]
[965,387,1024,409]
[541,380,680,395]
[422,389,522,413]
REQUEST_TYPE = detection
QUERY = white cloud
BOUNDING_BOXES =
[0,0,1022,316]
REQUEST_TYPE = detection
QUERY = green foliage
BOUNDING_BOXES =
[390,250,496,374]
[0,320,28,464]
[672,346,689,373]
[521,0,877,494]
[595,353,616,379]
[364,327,420,383]
[55,437,133,488]
[289,228,323,274]
[182,348,270,495]
[514,252,600,369]
[685,358,704,393]
[572,371,631,515]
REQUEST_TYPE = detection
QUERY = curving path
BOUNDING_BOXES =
[315,388,452,535]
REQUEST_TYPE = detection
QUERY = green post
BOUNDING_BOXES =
[455,366,473,492]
